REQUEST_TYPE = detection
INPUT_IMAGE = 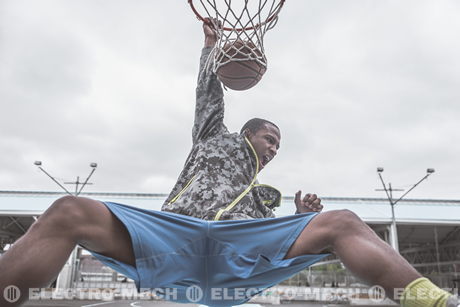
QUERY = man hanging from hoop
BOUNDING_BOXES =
[0,19,458,307]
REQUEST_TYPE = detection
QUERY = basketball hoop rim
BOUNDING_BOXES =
[188,0,286,32]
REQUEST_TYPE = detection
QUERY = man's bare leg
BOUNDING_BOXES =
[286,209,421,302]
[0,196,135,306]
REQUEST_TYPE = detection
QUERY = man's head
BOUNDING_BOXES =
[241,118,281,172]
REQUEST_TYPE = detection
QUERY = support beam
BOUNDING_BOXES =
[411,260,460,268]
[0,229,19,237]
[7,217,27,234]
[434,226,441,273]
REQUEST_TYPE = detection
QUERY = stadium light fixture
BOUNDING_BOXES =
[375,167,435,252]
[33,161,98,196]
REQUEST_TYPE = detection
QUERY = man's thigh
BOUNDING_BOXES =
[71,197,136,267]
[284,211,342,259]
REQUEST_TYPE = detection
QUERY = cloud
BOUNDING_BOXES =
[1,0,459,201]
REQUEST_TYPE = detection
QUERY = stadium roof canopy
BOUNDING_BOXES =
[1,190,460,224]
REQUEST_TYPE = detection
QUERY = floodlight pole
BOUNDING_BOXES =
[33,161,73,195]
[376,167,435,252]
[34,161,98,196]
[34,161,98,289]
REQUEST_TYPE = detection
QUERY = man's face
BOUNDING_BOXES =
[246,123,281,172]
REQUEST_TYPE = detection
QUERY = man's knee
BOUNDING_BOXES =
[33,196,93,236]
[319,209,366,236]
[288,210,366,256]
[329,209,362,223]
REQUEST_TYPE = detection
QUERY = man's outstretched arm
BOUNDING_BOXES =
[192,19,228,143]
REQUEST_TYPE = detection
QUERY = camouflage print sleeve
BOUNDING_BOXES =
[192,47,229,143]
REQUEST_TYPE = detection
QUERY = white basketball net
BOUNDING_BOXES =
[190,0,285,73]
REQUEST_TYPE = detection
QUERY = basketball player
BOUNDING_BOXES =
[0,20,457,307]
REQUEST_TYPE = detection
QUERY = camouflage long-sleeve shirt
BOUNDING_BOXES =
[161,47,281,220]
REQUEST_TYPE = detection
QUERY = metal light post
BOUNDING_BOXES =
[376,167,435,252]
[34,161,98,196]
[34,161,98,289]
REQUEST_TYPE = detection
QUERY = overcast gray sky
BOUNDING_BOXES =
[1,0,459,201]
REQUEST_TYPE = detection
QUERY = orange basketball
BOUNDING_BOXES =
[216,40,267,91]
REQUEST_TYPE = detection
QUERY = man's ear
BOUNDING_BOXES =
[242,129,251,138]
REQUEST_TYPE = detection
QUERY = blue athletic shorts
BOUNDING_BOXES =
[89,202,328,306]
